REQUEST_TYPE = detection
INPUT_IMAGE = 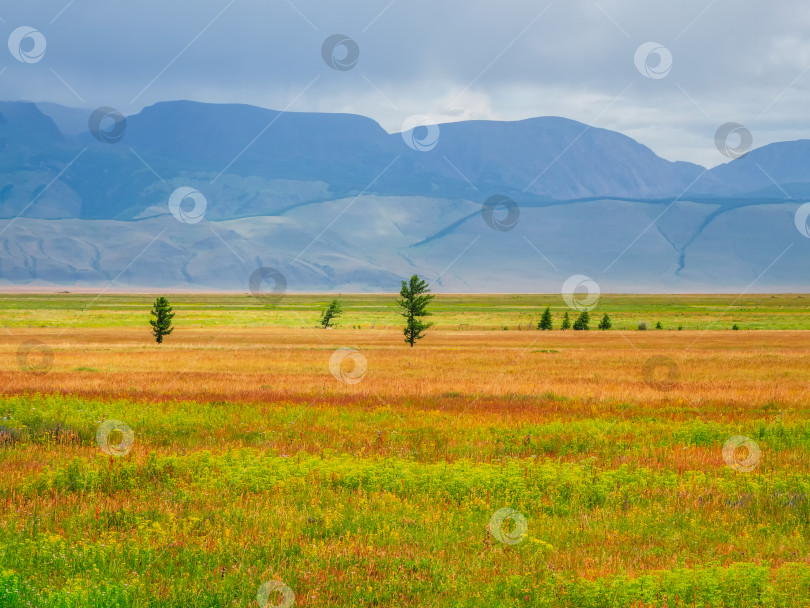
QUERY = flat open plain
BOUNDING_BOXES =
[0,294,808,606]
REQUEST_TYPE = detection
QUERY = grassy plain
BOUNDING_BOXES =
[0,293,809,606]
[3,292,810,329]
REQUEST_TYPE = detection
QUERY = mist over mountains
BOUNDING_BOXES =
[1,100,809,292]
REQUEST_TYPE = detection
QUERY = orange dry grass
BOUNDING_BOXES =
[1,327,809,419]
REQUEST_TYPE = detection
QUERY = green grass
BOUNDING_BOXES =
[2,292,810,329]
[1,393,810,606]
[2,290,810,606]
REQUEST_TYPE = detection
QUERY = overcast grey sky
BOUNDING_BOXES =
[2,1,808,167]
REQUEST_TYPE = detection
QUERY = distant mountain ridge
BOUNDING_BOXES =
[3,100,809,218]
[1,100,809,292]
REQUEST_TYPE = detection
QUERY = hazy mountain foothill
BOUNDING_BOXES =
[1,100,807,292]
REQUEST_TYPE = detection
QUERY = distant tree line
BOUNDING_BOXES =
[146,279,744,345]
[146,275,438,347]
[537,307,612,331]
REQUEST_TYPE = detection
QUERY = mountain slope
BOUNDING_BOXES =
[1,197,807,292]
[0,101,726,222]
[697,140,810,197]
[1,100,810,291]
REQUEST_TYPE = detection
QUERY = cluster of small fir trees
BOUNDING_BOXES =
[538,307,611,331]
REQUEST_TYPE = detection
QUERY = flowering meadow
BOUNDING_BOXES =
[0,294,808,606]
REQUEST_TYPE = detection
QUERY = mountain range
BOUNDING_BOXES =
[1,100,809,292]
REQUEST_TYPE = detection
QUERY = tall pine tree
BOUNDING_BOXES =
[149,297,174,344]
[396,275,434,347]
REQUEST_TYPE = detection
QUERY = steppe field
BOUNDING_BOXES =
[1,293,809,607]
